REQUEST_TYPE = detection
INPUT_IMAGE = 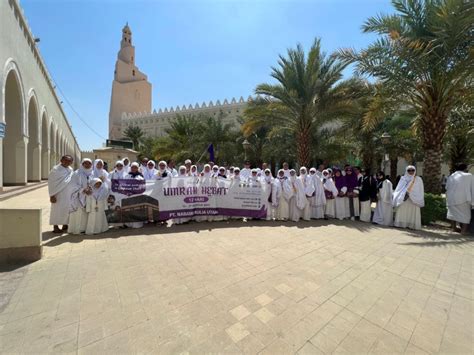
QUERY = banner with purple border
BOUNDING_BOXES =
[106,177,268,223]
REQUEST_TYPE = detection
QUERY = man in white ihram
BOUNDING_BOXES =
[48,155,74,233]
[446,163,473,235]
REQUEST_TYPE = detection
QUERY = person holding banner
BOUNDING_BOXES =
[125,163,145,228]
[69,158,93,234]
[393,165,424,230]
[109,160,126,180]
[85,178,109,235]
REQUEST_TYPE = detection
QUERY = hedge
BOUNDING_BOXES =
[421,193,447,225]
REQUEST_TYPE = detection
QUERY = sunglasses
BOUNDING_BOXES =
[407,169,415,172]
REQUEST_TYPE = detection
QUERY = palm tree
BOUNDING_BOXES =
[338,0,473,193]
[123,125,144,150]
[244,38,362,167]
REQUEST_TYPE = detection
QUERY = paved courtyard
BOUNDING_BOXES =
[0,187,472,354]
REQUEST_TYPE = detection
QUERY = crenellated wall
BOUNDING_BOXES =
[120,96,251,137]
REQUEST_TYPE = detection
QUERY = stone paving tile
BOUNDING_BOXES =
[0,186,473,353]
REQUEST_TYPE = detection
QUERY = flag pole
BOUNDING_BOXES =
[196,144,210,164]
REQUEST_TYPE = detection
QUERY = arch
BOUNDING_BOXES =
[27,89,41,181]
[55,129,60,164]
[40,107,50,179]
[2,61,27,186]
[50,121,56,168]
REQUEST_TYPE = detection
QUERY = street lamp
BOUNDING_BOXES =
[381,132,391,174]
[242,139,251,161]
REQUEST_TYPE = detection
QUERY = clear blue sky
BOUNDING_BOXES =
[22,0,394,150]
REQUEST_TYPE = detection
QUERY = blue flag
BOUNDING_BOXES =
[207,144,215,162]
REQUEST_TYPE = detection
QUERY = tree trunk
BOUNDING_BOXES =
[390,157,398,183]
[423,147,443,194]
[297,129,311,168]
[421,108,446,194]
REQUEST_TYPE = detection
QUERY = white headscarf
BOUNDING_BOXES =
[143,160,157,180]
[262,168,273,183]
[393,165,424,207]
[93,159,109,180]
[122,157,131,173]
[202,164,211,177]
[178,165,187,176]
[90,177,109,200]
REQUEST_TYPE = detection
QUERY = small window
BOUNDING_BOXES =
[132,70,135,76]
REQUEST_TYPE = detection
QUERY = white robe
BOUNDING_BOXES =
[272,178,292,220]
[393,174,424,230]
[446,172,473,224]
[48,164,73,225]
[310,176,326,219]
[143,168,158,180]
[335,186,348,220]
[299,175,315,221]
[85,186,109,235]
[289,177,306,222]
[373,180,393,226]
[323,178,338,218]
[109,169,126,180]
[68,169,92,234]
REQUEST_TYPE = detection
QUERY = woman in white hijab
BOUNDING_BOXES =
[190,165,199,177]
[298,167,315,221]
[122,157,131,173]
[69,158,93,234]
[272,169,292,221]
[156,161,170,179]
[85,178,109,235]
[261,169,274,220]
[92,159,110,187]
[109,160,126,180]
[393,165,424,230]
[322,169,339,219]
[289,169,306,222]
[309,167,326,219]
[143,160,158,180]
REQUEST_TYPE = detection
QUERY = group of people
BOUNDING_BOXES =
[48,154,466,235]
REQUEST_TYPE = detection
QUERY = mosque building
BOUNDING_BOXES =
[108,24,249,141]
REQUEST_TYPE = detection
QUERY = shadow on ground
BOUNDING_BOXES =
[42,218,380,246]
[41,218,473,248]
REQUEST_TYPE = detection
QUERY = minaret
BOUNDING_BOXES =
[108,23,152,140]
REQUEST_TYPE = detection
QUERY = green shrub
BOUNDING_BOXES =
[421,193,447,225]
